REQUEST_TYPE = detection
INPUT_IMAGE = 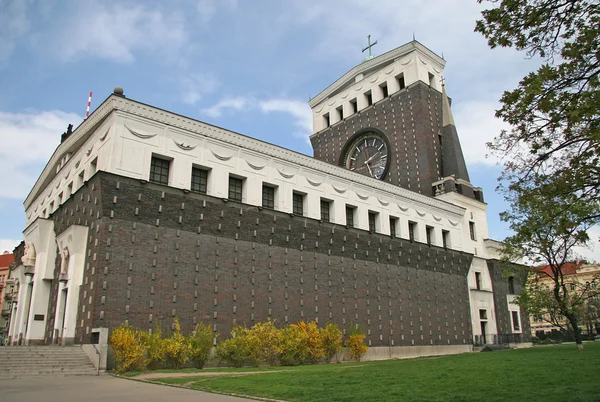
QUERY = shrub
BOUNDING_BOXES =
[247,319,281,366]
[216,325,255,367]
[164,318,191,369]
[279,320,324,365]
[144,325,167,370]
[346,328,368,362]
[320,322,343,363]
[188,322,215,369]
[110,324,147,373]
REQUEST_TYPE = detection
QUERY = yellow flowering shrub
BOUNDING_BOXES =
[110,324,147,373]
[216,325,255,367]
[188,322,215,369]
[247,319,281,366]
[144,325,167,370]
[346,330,368,362]
[164,318,191,369]
[278,320,324,365]
[320,322,343,363]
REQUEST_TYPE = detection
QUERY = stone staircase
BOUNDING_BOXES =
[0,345,98,378]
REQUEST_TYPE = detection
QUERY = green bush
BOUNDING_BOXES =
[188,322,215,369]
[216,325,255,367]
[320,322,343,363]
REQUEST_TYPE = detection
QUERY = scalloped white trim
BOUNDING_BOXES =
[173,139,197,151]
[125,125,157,139]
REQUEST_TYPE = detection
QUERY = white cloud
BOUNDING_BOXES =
[59,4,187,63]
[259,99,312,141]
[201,96,254,118]
[0,239,20,255]
[0,0,30,64]
[0,110,81,200]
[195,0,238,24]
[180,73,220,105]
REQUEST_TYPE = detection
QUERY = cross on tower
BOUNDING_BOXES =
[440,76,446,87]
[362,35,378,60]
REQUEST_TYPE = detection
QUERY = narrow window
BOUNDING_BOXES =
[293,193,304,216]
[389,217,398,238]
[469,221,476,241]
[58,192,63,205]
[346,205,355,228]
[428,72,435,88]
[191,167,208,194]
[396,73,406,90]
[228,177,243,202]
[508,276,515,294]
[150,156,170,185]
[426,226,434,246]
[442,230,450,248]
[365,91,373,106]
[408,221,416,242]
[323,113,330,128]
[336,105,344,121]
[78,170,85,187]
[320,199,331,222]
[368,212,378,233]
[350,98,358,114]
[67,182,73,197]
[380,82,388,98]
[90,157,98,176]
[512,311,521,331]
[570,283,576,291]
[262,185,275,209]
[479,309,487,320]
[49,201,55,212]
[475,272,482,290]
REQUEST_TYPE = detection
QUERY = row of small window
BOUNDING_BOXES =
[150,157,451,246]
[322,74,407,128]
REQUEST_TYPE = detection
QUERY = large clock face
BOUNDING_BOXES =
[344,133,390,180]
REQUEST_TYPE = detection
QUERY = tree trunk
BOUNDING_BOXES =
[565,312,584,351]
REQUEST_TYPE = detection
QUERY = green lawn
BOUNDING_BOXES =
[147,343,600,401]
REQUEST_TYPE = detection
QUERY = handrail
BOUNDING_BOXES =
[91,344,101,376]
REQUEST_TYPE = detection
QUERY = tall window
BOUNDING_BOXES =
[346,205,355,228]
[511,311,521,331]
[293,193,304,216]
[323,113,330,128]
[365,91,373,106]
[262,185,275,209]
[350,98,358,114]
[321,199,331,222]
[191,167,208,194]
[508,276,515,294]
[150,156,170,185]
[442,230,450,248]
[228,177,243,202]
[475,272,482,290]
[380,82,388,98]
[426,226,434,246]
[336,105,344,121]
[408,221,416,242]
[396,73,406,90]
[469,221,476,241]
[389,217,398,238]
[368,212,377,233]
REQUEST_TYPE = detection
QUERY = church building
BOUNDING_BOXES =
[8,40,530,358]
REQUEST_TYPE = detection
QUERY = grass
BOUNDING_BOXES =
[141,343,600,401]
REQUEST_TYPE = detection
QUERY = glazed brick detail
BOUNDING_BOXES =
[46,172,474,346]
[310,82,443,196]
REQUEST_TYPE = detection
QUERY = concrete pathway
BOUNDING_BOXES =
[0,374,256,402]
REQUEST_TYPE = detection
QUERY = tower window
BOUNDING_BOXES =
[323,113,330,128]
[262,185,275,209]
[320,199,331,222]
[426,226,434,246]
[508,276,515,294]
[365,91,373,106]
[475,272,482,290]
[442,230,450,248]
[389,216,398,238]
[396,73,406,90]
[293,193,304,216]
[346,205,355,228]
[336,105,344,121]
[428,72,435,88]
[408,221,417,242]
[191,167,208,194]
[150,156,170,185]
[350,98,358,114]
[228,176,243,202]
[512,311,521,331]
[469,221,477,241]
[380,82,388,98]
[368,212,378,233]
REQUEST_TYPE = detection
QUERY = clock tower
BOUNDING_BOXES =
[309,40,482,201]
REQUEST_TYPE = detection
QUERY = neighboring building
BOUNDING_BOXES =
[0,251,16,339]
[8,40,530,356]
[529,261,600,337]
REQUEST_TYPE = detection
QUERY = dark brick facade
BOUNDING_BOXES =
[487,260,532,342]
[45,172,474,347]
[310,82,444,196]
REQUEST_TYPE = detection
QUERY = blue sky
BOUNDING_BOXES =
[0,0,597,260]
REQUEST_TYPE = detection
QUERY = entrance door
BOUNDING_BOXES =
[480,321,487,344]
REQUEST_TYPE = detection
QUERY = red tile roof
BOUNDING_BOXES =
[535,261,585,278]
[0,253,15,269]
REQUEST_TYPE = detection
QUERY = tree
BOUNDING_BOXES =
[475,1,600,224]
[500,175,598,349]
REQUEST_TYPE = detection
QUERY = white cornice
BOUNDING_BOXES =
[309,41,445,108]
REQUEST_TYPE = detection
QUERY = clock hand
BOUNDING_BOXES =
[365,151,380,164]
[366,163,373,176]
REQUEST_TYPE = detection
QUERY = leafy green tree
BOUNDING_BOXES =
[476,1,600,222]
[500,176,598,349]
